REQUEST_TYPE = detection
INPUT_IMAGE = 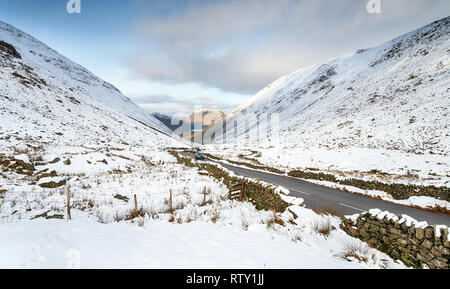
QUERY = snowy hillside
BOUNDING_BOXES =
[0,20,190,218]
[0,20,173,148]
[205,17,450,187]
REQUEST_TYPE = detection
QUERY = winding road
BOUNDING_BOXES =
[182,152,450,226]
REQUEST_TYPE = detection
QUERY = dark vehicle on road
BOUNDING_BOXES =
[195,152,206,160]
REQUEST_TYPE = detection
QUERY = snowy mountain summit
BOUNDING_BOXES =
[211,17,450,156]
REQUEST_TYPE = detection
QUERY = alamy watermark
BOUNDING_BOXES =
[169,106,281,148]
[66,249,81,269]
[67,0,81,14]
[367,0,382,14]
[67,1,380,15]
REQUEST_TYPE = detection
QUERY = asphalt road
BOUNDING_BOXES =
[182,152,450,226]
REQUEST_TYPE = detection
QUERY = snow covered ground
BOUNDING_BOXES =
[0,147,406,269]
[0,205,405,269]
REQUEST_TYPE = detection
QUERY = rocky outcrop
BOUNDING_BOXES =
[0,40,21,59]
[37,177,66,189]
[341,209,449,269]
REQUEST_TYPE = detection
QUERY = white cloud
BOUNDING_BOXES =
[128,0,450,94]
[132,94,174,104]
[133,94,235,116]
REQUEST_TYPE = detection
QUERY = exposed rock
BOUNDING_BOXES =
[415,228,425,240]
[31,211,64,220]
[424,226,434,239]
[37,170,57,180]
[422,240,433,249]
[48,157,60,164]
[397,238,408,246]
[369,223,379,232]
[14,158,34,171]
[38,179,66,188]
[0,40,21,59]
[390,228,402,235]
[368,238,378,248]
[430,258,447,268]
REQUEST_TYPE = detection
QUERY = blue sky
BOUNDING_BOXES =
[0,0,449,115]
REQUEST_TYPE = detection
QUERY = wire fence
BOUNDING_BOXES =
[0,186,223,224]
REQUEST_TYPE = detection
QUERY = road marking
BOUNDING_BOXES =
[283,186,311,196]
[339,203,365,212]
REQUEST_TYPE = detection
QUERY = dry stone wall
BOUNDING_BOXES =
[340,209,449,269]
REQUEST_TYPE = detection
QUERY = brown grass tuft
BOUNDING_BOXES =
[312,218,333,236]
[267,213,285,229]
[338,240,370,264]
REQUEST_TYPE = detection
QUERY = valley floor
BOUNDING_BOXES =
[0,139,405,269]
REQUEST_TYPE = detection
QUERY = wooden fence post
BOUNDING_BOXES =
[239,183,245,202]
[134,194,138,217]
[203,186,207,204]
[170,189,173,213]
[66,187,71,221]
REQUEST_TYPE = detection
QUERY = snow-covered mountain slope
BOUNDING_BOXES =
[0,20,187,208]
[0,20,174,153]
[209,17,449,156]
[203,17,450,188]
